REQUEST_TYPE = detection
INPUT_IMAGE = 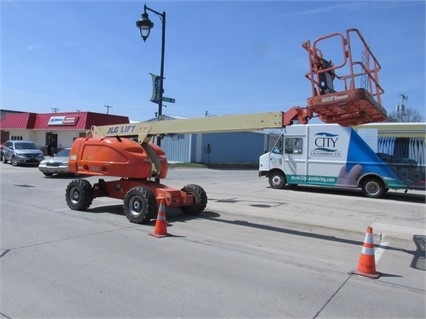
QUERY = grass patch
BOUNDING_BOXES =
[168,162,258,170]
[168,162,208,168]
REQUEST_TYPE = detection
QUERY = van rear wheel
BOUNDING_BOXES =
[361,177,385,198]
[269,171,286,189]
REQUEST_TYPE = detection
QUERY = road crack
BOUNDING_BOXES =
[312,274,352,318]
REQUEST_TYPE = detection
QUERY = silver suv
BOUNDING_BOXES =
[2,140,45,166]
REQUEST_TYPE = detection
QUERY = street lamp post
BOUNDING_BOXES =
[136,4,166,147]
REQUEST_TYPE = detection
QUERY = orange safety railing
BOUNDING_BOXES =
[302,28,387,126]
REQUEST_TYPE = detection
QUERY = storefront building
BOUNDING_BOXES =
[0,110,129,154]
[1,110,270,166]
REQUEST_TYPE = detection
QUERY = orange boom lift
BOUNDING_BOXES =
[65,29,387,224]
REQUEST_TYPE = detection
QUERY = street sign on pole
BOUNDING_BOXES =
[162,97,175,103]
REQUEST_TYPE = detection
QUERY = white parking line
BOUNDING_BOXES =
[375,241,389,264]
[371,222,426,240]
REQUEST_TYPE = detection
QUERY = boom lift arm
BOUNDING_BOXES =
[87,108,312,144]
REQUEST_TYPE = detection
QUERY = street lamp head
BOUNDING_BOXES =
[136,11,154,42]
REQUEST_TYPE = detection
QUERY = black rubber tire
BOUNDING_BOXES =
[65,179,93,210]
[123,187,157,224]
[181,184,207,215]
[3,156,7,164]
[268,171,286,189]
[43,172,54,177]
[361,177,385,198]
[11,156,18,167]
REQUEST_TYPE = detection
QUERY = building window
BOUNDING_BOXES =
[11,136,23,140]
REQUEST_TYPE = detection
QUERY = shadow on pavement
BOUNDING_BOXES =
[281,185,426,204]
[83,203,424,271]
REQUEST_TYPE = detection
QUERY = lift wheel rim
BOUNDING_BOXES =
[70,186,81,204]
[128,195,143,217]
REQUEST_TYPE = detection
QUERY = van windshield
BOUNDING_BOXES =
[271,135,283,154]
[15,143,37,150]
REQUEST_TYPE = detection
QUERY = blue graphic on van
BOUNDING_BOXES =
[315,132,339,137]
[346,129,405,188]
[314,147,337,152]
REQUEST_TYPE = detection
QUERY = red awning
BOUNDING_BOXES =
[0,113,36,129]
[0,112,129,130]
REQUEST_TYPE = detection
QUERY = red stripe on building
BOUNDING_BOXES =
[1,112,129,130]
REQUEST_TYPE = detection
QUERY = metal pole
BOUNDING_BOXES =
[140,5,166,183]
[157,11,166,148]
[142,5,166,148]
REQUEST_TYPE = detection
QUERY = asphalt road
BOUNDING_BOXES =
[1,165,425,318]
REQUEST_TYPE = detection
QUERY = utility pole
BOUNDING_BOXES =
[395,94,408,122]
[104,104,113,114]
[51,107,60,113]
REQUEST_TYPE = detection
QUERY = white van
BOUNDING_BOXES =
[258,124,423,198]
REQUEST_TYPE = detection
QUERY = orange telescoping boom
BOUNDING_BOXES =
[65,28,387,224]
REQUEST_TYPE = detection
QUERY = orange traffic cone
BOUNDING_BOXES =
[149,198,168,238]
[351,226,380,278]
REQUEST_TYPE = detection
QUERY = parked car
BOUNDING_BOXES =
[38,148,71,176]
[2,140,45,166]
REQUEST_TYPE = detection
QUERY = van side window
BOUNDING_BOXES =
[271,135,283,154]
[285,138,303,154]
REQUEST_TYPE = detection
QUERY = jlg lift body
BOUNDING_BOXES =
[65,29,387,224]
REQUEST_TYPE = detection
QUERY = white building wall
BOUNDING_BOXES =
[57,131,83,148]
[5,129,85,150]
[32,132,45,148]
[7,130,37,144]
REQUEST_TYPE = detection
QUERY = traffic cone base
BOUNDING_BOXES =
[149,198,169,238]
[350,226,380,279]
[350,270,380,279]
[149,232,168,238]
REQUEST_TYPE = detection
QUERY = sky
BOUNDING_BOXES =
[1,0,425,122]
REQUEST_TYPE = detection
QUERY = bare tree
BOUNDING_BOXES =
[387,107,425,122]
[387,94,424,122]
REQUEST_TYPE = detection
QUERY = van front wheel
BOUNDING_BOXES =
[268,171,286,189]
[361,177,385,198]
